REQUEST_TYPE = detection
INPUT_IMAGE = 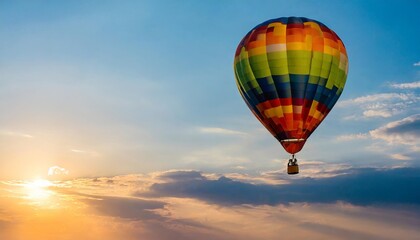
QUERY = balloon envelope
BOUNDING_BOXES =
[234,17,348,154]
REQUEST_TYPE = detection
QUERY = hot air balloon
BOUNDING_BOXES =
[233,17,348,174]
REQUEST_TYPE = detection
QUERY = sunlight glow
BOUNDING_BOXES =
[24,179,54,200]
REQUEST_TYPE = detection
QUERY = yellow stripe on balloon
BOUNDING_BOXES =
[264,106,284,118]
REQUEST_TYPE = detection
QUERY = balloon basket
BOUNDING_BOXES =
[287,164,299,174]
[287,155,299,175]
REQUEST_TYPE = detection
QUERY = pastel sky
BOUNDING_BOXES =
[0,1,419,239]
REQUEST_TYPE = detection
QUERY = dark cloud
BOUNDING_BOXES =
[370,114,420,144]
[1,175,419,240]
[142,168,420,206]
[81,194,165,221]
[79,193,250,239]
[157,170,205,182]
[382,116,420,135]
[77,193,228,240]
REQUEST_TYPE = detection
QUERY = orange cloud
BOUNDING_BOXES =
[1,168,420,240]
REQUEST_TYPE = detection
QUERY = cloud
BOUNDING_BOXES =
[48,166,69,176]
[49,187,226,240]
[337,133,370,141]
[337,115,420,157]
[262,161,352,179]
[299,221,383,240]
[155,170,205,182]
[62,169,420,239]
[2,170,420,240]
[338,93,419,119]
[143,168,420,206]
[70,149,86,153]
[390,81,420,89]
[0,130,33,138]
[232,165,246,170]
[70,149,99,157]
[369,114,420,147]
[145,171,281,205]
[362,109,392,118]
[0,183,192,240]
[390,154,411,161]
[197,127,246,135]
[338,93,414,106]
[80,194,165,221]
[414,61,420,67]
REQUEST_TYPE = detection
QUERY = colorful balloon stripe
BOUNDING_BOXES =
[234,17,348,154]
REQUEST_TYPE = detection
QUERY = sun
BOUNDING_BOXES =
[24,179,54,200]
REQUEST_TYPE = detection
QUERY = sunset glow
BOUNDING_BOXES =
[24,179,54,201]
[0,0,419,239]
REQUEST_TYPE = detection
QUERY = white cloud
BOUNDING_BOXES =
[48,166,69,176]
[336,115,419,159]
[413,61,420,67]
[390,81,420,89]
[337,133,369,141]
[70,149,99,157]
[342,114,359,121]
[0,130,33,138]
[362,110,392,118]
[390,154,411,161]
[339,93,414,106]
[338,93,419,119]
[232,165,246,170]
[198,127,246,135]
[263,162,352,179]
[71,149,87,153]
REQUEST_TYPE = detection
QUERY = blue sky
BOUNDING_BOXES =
[0,1,420,239]
[0,0,419,179]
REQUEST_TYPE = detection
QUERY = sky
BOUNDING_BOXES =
[0,0,419,239]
